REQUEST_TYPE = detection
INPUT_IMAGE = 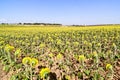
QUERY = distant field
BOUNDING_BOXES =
[0,25,120,80]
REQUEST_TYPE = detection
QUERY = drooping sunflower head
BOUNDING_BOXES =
[56,53,63,60]
[79,55,86,62]
[93,51,98,57]
[66,41,70,45]
[106,64,112,70]
[73,41,79,46]
[31,58,39,67]
[40,68,50,79]
[112,43,116,48]
[97,43,101,47]
[48,53,54,58]
[88,43,92,47]
[39,43,46,48]
[57,39,62,45]
[14,49,21,57]
[65,75,70,80]
[22,57,31,65]
[5,44,14,52]
[0,41,4,45]
[83,41,87,45]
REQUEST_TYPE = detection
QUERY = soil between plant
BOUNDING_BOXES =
[0,63,11,80]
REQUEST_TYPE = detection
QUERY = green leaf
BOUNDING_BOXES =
[10,75,17,80]
[3,65,10,72]
[84,70,90,76]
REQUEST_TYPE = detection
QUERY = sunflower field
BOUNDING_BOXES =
[0,25,120,80]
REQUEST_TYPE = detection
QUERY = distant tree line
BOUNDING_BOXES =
[0,23,62,26]
[0,23,120,26]
[22,23,62,26]
[71,24,120,27]
[0,23,9,25]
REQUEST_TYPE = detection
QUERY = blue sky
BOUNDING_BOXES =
[0,0,120,25]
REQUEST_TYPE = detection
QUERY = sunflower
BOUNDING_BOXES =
[39,43,46,48]
[31,58,38,67]
[79,55,86,62]
[106,64,112,70]
[93,51,98,57]
[5,44,14,52]
[112,43,116,48]
[48,53,54,58]
[56,53,63,60]
[40,68,50,79]
[14,49,21,57]
[22,57,31,65]
[65,75,70,80]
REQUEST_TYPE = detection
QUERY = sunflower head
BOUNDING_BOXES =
[56,53,63,60]
[0,46,3,49]
[92,41,96,44]
[83,41,87,45]
[106,64,112,70]
[66,41,70,45]
[5,44,14,52]
[31,58,39,67]
[65,75,70,80]
[48,53,54,58]
[88,43,92,47]
[97,43,101,47]
[112,43,116,48]
[73,42,79,46]
[93,51,98,57]
[107,50,112,55]
[57,39,62,45]
[22,57,31,65]
[39,43,46,48]
[40,68,50,79]
[79,55,86,62]
[14,49,21,57]
[0,41,4,45]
